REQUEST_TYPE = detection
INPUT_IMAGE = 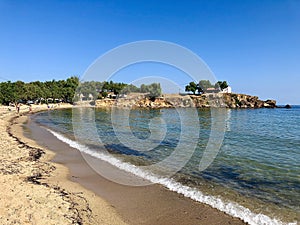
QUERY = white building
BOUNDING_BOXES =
[221,86,232,93]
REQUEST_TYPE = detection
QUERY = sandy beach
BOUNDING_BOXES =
[0,104,247,225]
[0,104,127,225]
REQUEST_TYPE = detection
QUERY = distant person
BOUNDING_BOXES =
[16,103,20,114]
[29,104,32,113]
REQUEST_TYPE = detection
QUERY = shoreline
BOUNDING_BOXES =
[1,105,246,225]
[0,105,127,225]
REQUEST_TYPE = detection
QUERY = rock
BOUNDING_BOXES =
[264,99,276,108]
[284,104,292,109]
[94,93,277,109]
[255,101,264,108]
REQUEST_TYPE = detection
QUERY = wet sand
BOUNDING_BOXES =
[22,110,247,225]
[0,105,126,225]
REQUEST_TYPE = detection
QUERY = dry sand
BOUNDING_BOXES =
[0,104,127,225]
[0,104,247,225]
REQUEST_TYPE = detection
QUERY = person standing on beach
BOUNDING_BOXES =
[16,103,20,114]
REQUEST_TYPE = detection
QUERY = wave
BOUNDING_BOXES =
[47,128,297,225]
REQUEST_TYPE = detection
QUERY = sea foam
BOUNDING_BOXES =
[47,128,297,225]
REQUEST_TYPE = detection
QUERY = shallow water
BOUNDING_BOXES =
[33,106,300,225]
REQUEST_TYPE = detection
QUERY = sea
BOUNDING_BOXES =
[31,106,300,225]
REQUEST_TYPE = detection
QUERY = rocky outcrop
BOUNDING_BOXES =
[220,93,275,109]
[94,93,276,109]
[95,99,115,107]
[222,93,260,108]
[284,104,292,109]
[264,99,277,108]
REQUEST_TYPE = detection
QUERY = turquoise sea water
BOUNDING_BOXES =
[32,106,300,225]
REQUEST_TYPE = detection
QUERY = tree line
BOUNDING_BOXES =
[0,76,228,106]
[76,81,162,100]
[0,77,162,105]
[0,76,79,105]
[185,80,228,95]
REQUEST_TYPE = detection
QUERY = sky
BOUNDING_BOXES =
[0,0,299,104]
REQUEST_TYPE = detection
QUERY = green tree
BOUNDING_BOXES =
[199,80,214,92]
[44,79,62,101]
[112,82,127,95]
[100,91,108,98]
[215,81,228,90]
[148,83,162,98]
[0,81,14,105]
[26,81,43,101]
[0,91,3,105]
[63,76,79,103]
[121,84,139,94]
[139,83,162,98]
[185,81,197,94]
[140,84,147,93]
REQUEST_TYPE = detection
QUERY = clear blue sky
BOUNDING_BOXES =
[0,0,299,104]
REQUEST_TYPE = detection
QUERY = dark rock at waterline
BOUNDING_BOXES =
[277,104,292,109]
[284,104,292,109]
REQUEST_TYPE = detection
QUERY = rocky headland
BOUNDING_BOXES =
[93,93,277,109]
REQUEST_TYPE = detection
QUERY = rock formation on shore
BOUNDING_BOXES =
[93,93,276,109]
[221,93,276,108]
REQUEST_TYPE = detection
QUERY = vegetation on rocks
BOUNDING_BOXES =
[185,80,228,94]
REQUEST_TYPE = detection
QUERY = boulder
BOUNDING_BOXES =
[284,104,292,109]
[264,99,276,108]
